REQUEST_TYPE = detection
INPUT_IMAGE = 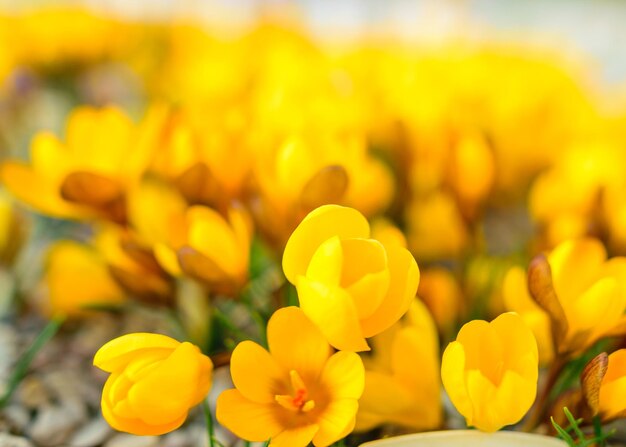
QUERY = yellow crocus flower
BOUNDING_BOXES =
[282,205,419,352]
[44,240,126,317]
[528,238,626,356]
[94,333,213,435]
[441,312,538,432]
[1,105,160,222]
[125,179,252,295]
[154,205,252,295]
[356,299,442,432]
[216,306,364,447]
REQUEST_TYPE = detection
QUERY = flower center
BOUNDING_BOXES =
[275,370,315,413]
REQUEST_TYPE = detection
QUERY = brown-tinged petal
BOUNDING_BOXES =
[60,171,123,206]
[527,253,568,348]
[298,165,348,212]
[581,352,609,416]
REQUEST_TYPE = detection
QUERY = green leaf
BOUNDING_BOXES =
[0,316,64,408]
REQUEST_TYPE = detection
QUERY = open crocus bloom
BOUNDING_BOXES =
[282,205,419,352]
[441,312,538,432]
[1,106,160,222]
[216,306,365,447]
[94,333,213,435]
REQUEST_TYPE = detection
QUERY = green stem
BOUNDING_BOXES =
[0,316,64,408]
[593,415,605,447]
[202,400,216,447]
[522,357,565,431]
[213,307,249,342]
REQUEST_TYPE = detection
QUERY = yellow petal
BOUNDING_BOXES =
[1,162,87,219]
[46,241,126,317]
[127,179,187,246]
[319,352,364,400]
[94,333,179,372]
[267,306,332,384]
[283,205,370,284]
[466,369,537,432]
[574,278,626,342]
[127,342,202,425]
[491,312,539,380]
[297,277,369,352]
[187,206,242,278]
[548,238,606,305]
[355,371,413,431]
[392,327,439,390]
[216,389,283,442]
[306,236,343,287]
[230,340,284,404]
[441,341,473,422]
[341,238,389,319]
[360,245,419,338]
[312,400,358,447]
[270,424,319,447]
[102,395,186,436]
[599,350,626,419]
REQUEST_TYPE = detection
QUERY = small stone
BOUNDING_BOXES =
[162,430,192,447]
[1,405,31,433]
[29,404,84,446]
[0,433,34,447]
[43,369,83,402]
[69,417,113,447]
[17,376,50,409]
[104,434,159,447]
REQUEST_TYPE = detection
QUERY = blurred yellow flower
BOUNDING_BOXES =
[8,8,124,69]
[44,241,126,317]
[147,106,255,208]
[155,205,252,295]
[94,225,173,306]
[529,144,625,247]
[0,190,26,266]
[528,238,626,356]
[441,312,538,432]
[356,299,441,432]
[406,191,468,262]
[502,266,554,365]
[125,179,252,295]
[370,218,407,249]
[1,106,159,222]
[94,333,213,435]
[253,136,394,247]
[283,205,420,351]
[417,267,463,335]
[216,306,364,447]
[447,132,495,217]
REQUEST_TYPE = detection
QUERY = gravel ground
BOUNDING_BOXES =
[0,312,240,447]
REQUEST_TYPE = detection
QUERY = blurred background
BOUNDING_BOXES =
[2,1,626,446]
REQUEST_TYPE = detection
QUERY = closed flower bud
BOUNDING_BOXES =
[94,333,213,436]
[441,312,538,432]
